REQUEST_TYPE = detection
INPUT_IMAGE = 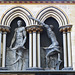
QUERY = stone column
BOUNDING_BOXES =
[37,31,40,68]
[59,25,72,69]
[60,27,68,68]
[29,31,33,68]
[0,25,10,69]
[0,25,10,68]
[26,25,43,69]
[33,30,37,68]
[63,30,67,67]
[67,26,72,67]
[2,32,7,67]
[0,30,2,67]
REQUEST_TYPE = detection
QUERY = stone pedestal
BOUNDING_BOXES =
[26,25,43,70]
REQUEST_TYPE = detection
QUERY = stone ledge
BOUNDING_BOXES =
[0,70,75,73]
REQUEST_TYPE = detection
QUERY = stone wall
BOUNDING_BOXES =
[0,4,75,70]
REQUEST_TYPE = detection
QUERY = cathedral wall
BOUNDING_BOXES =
[0,4,75,70]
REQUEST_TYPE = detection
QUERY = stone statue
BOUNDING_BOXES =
[43,24,59,49]
[28,16,61,70]
[9,20,26,70]
[42,24,61,70]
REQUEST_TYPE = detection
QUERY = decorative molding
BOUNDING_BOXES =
[0,1,74,4]
[59,25,72,32]
[1,6,32,27]
[26,25,43,33]
[36,6,68,27]
[0,25,10,32]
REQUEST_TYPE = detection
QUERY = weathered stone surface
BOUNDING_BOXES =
[6,49,28,70]
[0,4,75,70]
[41,47,46,68]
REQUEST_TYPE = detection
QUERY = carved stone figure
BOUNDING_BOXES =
[42,24,61,70]
[28,16,61,70]
[8,20,26,70]
[43,24,59,49]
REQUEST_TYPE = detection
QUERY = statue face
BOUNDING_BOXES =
[49,25,54,30]
[17,20,22,27]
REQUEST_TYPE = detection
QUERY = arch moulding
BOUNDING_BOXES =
[36,6,69,26]
[1,6,32,26]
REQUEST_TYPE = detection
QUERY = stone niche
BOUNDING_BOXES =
[40,17,63,69]
[6,17,29,70]
[5,16,63,70]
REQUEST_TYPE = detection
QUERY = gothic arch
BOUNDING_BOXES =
[1,6,32,26]
[36,6,69,26]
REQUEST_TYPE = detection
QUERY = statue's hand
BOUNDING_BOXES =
[9,45,12,49]
[7,46,12,51]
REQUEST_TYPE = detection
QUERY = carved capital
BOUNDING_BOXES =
[26,25,43,33]
[67,27,71,32]
[29,31,32,33]
[59,24,72,33]
[0,25,10,32]
[3,32,7,34]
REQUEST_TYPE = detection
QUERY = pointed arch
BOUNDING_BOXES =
[1,6,32,26]
[36,6,68,26]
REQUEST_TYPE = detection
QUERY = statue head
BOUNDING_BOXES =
[49,25,54,30]
[17,20,22,27]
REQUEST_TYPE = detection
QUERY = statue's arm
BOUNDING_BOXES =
[42,23,49,29]
[10,31,16,48]
[22,29,26,46]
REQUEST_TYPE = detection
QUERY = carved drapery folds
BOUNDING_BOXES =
[59,25,73,70]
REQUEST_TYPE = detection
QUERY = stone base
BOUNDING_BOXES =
[0,67,8,70]
[45,67,55,70]
[26,67,44,70]
[62,67,73,70]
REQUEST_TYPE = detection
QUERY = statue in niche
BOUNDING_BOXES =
[8,20,26,70]
[43,24,61,70]
[28,16,62,70]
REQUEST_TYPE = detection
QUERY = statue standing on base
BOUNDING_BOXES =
[28,16,62,70]
[8,20,26,70]
[43,24,61,70]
